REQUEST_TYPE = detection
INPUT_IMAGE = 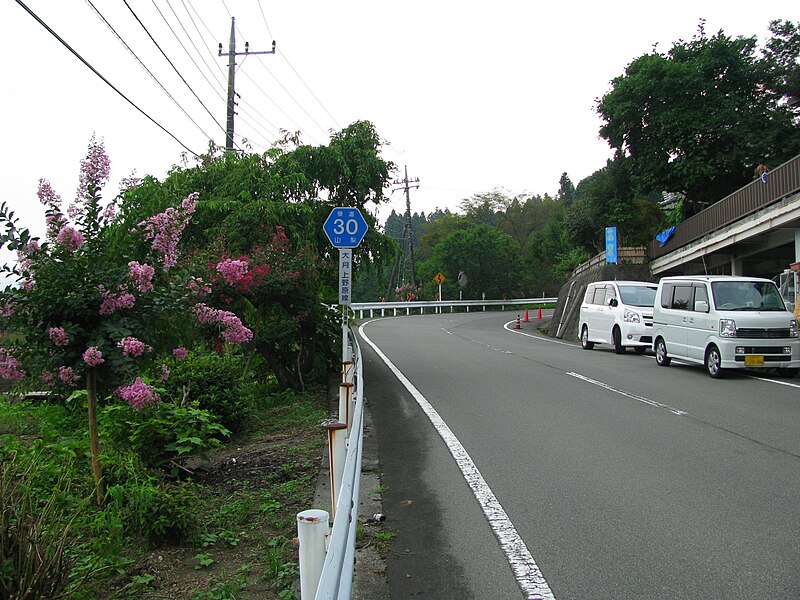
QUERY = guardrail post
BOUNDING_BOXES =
[297,509,330,599]
[338,382,354,429]
[325,422,347,518]
[342,360,354,384]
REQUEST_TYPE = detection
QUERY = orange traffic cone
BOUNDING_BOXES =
[524,309,530,322]
[537,307,543,319]
[515,315,521,329]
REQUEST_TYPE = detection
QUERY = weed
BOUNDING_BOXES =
[194,552,216,570]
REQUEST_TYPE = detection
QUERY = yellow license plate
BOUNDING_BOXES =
[744,355,764,367]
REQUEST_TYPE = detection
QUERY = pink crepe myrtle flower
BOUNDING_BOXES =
[192,304,252,344]
[55,226,85,252]
[99,289,136,315]
[41,371,55,387]
[77,136,110,200]
[37,178,61,207]
[160,364,170,381]
[116,377,159,410]
[82,347,104,367]
[128,261,155,293]
[48,326,70,347]
[187,277,211,296]
[117,337,152,357]
[193,303,218,324]
[119,171,141,192]
[172,347,189,361]
[103,202,117,222]
[139,192,198,271]
[58,366,79,387]
[0,348,25,381]
[216,310,253,343]
[16,241,40,275]
[216,258,250,286]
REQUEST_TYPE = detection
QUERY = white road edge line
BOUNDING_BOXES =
[503,320,575,346]
[360,321,556,600]
[566,372,688,416]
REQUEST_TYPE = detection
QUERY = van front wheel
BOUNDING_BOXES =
[580,326,594,350]
[705,345,724,378]
[613,327,625,354]
[655,338,670,366]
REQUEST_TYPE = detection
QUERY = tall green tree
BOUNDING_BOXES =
[113,121,396,389]
[597,21,800,214]
[762,20,800,113]
[428,224,522,299]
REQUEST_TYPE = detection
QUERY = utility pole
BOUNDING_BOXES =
[218,17,275,151]
[386,166,420,299]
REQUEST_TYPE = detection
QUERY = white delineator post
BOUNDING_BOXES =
[297,508,330,599]
[325,421,347,520]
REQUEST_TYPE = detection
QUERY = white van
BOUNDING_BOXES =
[652,275,800,378]
[579,280,658,354]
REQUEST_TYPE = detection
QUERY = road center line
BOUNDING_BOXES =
[360,322,556,600]
[566,372,688,416]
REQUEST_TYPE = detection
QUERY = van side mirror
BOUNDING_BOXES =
[694,300,709,313]
[608,298,618,307]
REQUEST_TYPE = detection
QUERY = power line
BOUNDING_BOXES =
[256,0,341,130]
[121,0,232,147]
[170,0,282,144]
[13,0,199,157]
[84,0,214,143]
[218,1,326,144]
[150,0,227,99]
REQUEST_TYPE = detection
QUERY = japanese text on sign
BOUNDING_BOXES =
[339,248,352,305]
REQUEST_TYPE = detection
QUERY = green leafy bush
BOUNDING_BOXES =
[101,401,229,471]
[162,352,257,433]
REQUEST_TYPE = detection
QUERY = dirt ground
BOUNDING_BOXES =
[103,426,324,600]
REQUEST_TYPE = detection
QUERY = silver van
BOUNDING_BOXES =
[579,280,658,354]
[652,275,800,378]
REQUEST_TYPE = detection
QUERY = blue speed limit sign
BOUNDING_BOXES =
[323,207,368,248]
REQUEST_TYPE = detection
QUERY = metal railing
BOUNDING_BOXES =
[648,154,800,260]
[350,297,557,319]
[571,247,647,278]
[297,326,364,599]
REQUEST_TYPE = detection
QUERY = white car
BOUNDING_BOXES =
[652,275,800,378]
[579,280,657,354]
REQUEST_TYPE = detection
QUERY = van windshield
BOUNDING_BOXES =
[618,285,657,307]
[711,281,787,311]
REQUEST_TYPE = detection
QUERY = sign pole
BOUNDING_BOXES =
[323,208,367,364]
[342,305,349,363]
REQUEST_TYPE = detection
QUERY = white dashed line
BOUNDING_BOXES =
[566,372,688,416]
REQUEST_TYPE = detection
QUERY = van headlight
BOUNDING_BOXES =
[623,309,641,323]
[719,319,737,338]
[791,320,798,338]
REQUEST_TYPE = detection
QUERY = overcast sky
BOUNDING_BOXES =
[1,0,797,245]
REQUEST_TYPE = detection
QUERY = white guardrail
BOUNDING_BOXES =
[350,297,557,319]
[297,326,364,599]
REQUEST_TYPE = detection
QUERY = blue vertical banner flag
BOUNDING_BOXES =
[605,226,618,264]
[339,248,352,306]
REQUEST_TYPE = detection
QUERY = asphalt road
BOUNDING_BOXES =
[357,310,800,599]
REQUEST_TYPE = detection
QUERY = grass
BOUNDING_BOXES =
[0,385,329,599]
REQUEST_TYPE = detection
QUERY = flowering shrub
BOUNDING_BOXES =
[115,377,159,410]
[0,137,252,499]
[82,347,104,367]
[117,337,153,358]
